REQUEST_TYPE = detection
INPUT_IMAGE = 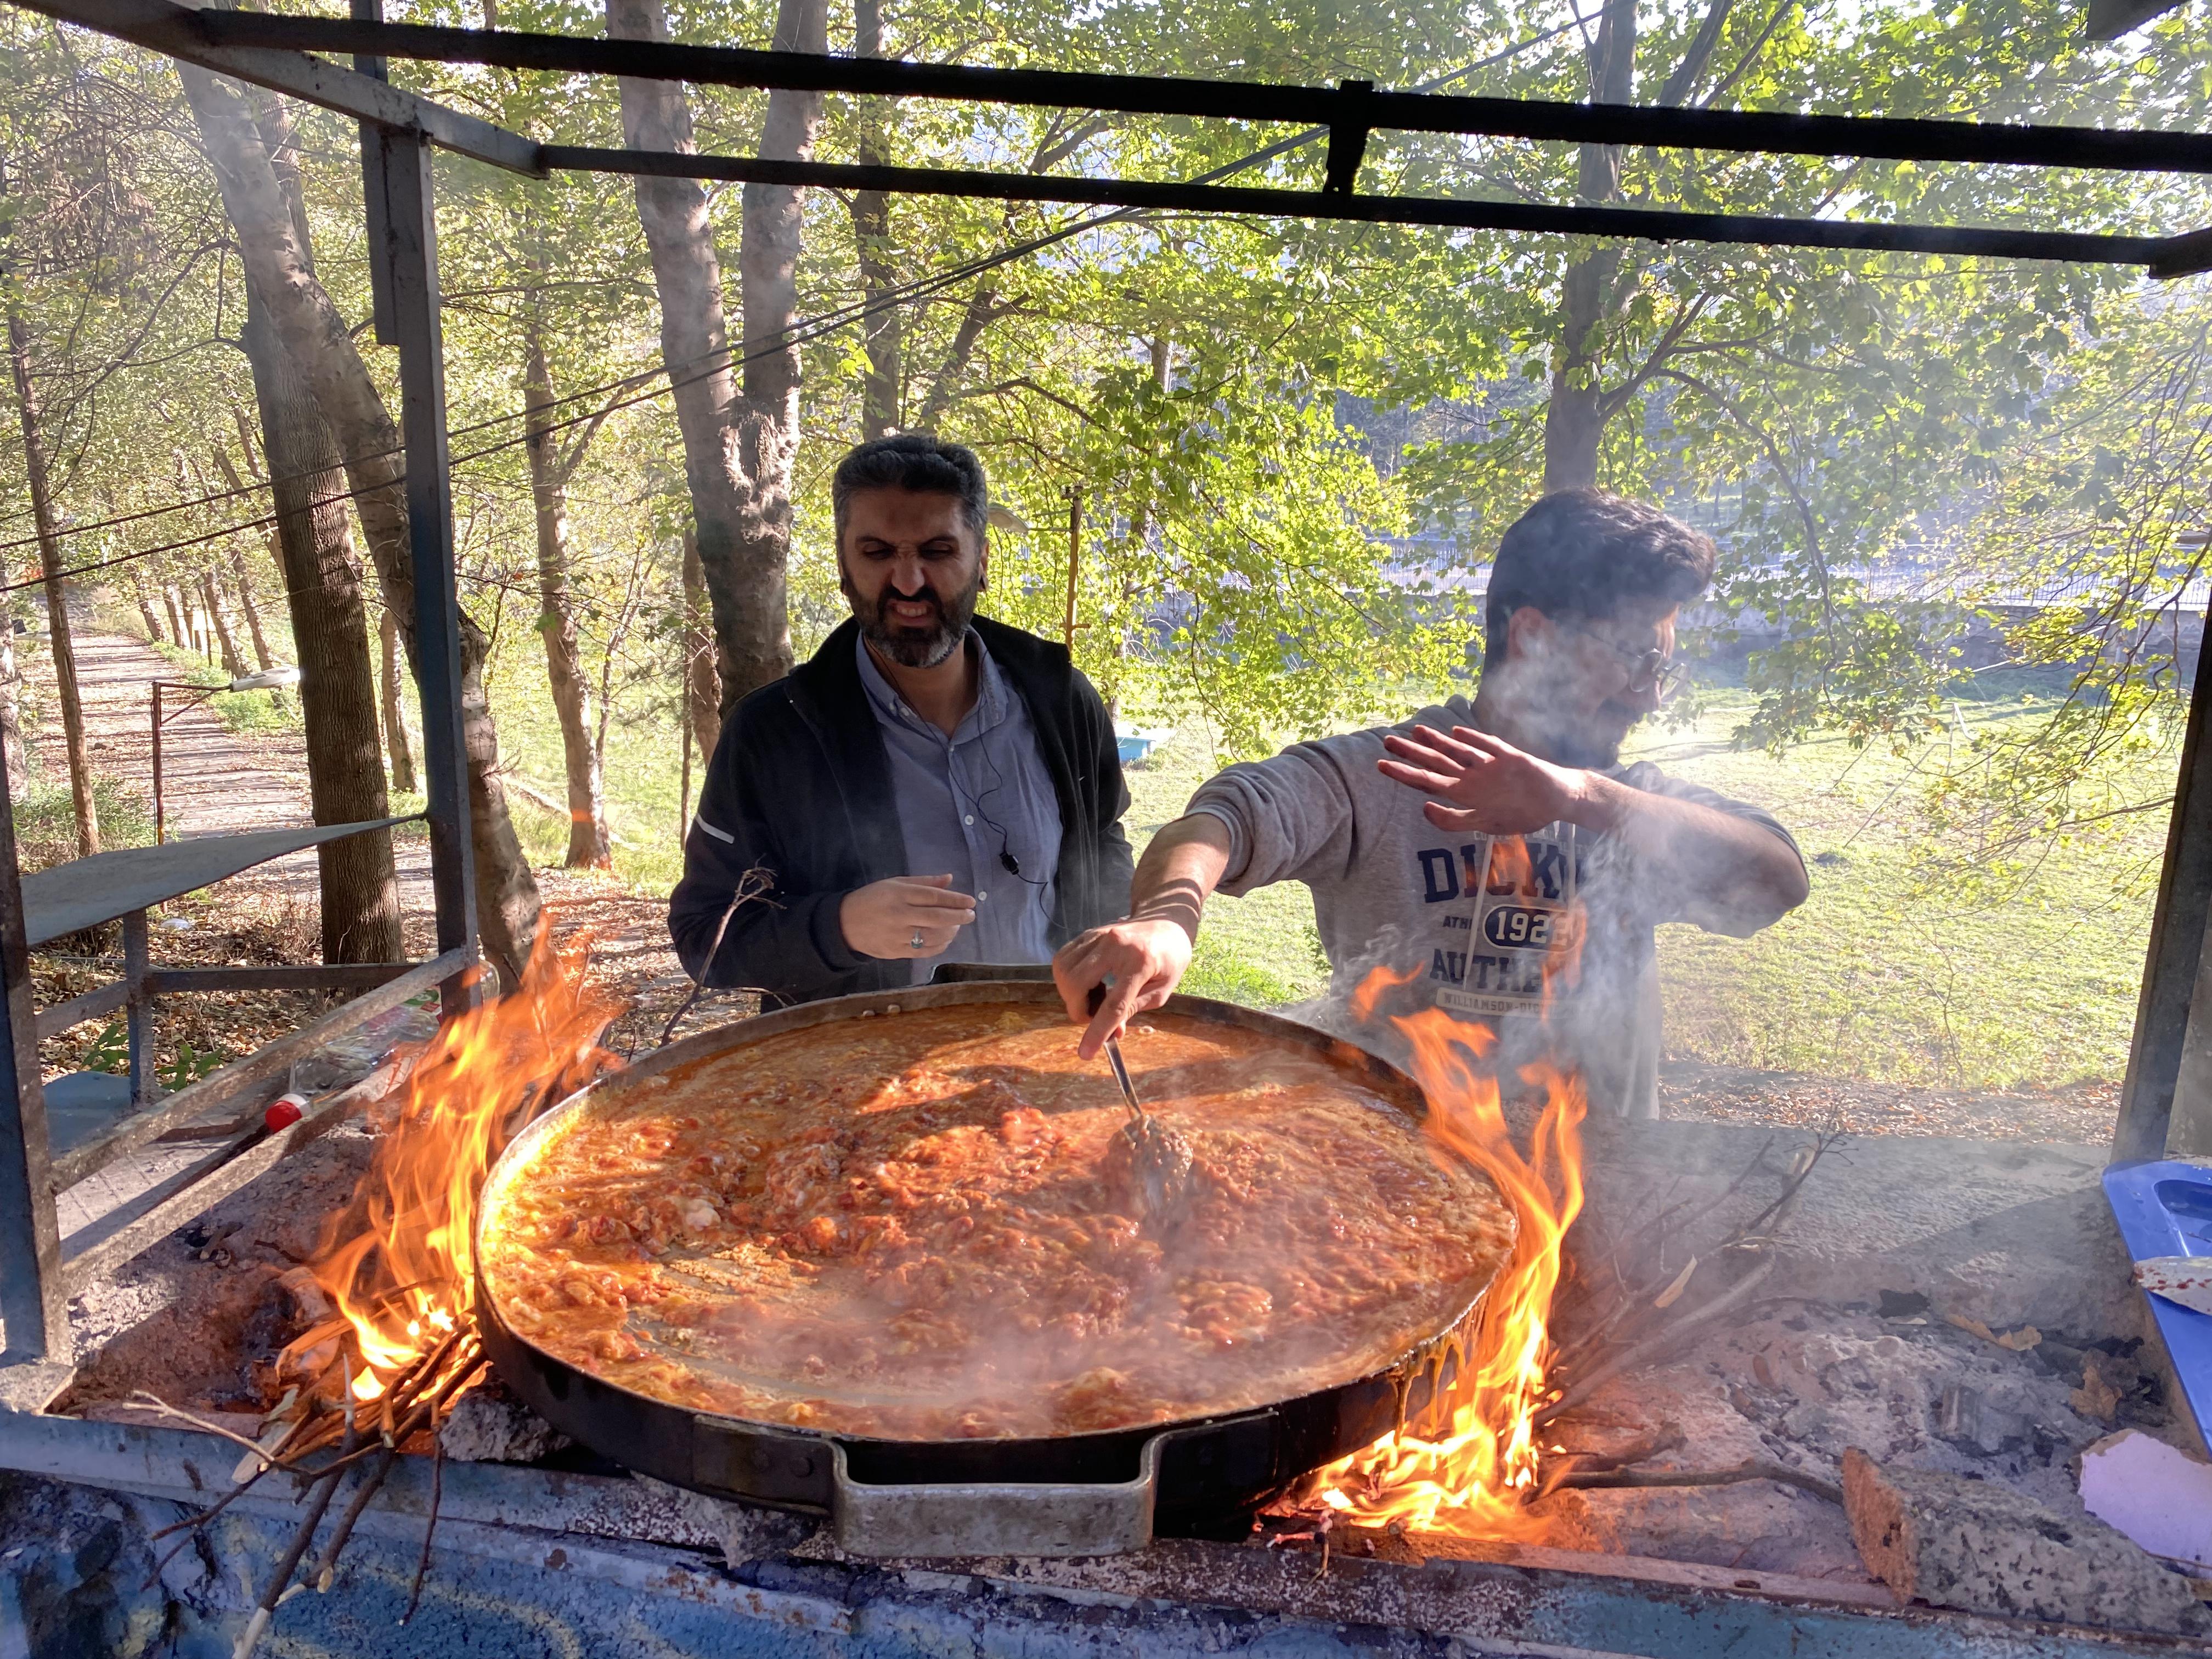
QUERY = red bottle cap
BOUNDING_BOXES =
[264,1096,304,1132]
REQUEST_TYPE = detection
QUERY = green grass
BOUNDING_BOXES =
[13,771,155,873]
[1635,685,2164,1090]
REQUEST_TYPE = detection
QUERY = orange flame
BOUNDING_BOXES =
[279,926,622,1393]
[1482,836,1533,898]
[1285,972,1587,1539]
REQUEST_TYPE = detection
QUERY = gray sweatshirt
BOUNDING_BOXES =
[1186,696,1800,1118]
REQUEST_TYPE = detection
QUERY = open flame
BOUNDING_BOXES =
[278,926,622,1400]
[1288,862,1589,1539]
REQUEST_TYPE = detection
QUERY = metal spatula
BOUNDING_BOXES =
[1088,985,1194,1224]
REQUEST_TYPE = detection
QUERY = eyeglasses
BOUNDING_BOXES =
[1565,624,1687,702]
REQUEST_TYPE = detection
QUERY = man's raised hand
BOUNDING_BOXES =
[1051,917,1192,1059]
[839,874,978,960]
[1377,724,1585,835]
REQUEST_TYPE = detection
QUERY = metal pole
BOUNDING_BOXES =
[150,683,163,845]
[1063,488,1082,651]
[122,909,152,1108]
[2115,606,2212,1161]
[0,737,65,1359]
[375,128,477,1012]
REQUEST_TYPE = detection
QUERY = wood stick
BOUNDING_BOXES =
[1550,1458,1843,1506]
[311,1350,484,1593]
[312,1448,397,1593]
[1558,1137,1780,1375]
[1536,1427,1686,1498]
[235,1426,358,1659]
[1536,1258,1777,1427]
[123,1393,312,1475]
[401,1436,445,1624]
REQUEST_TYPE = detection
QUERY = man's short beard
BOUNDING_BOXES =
[1549,702,1637,770]
[842,565,981,668]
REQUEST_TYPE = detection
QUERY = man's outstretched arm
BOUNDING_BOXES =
[1051,812,1233,1057]
[1378,724,1808,934]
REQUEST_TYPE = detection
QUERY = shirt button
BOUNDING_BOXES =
[964,815,974,826]
[978,891,990,902]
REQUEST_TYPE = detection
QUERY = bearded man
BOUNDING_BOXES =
[669,434,1133,1005]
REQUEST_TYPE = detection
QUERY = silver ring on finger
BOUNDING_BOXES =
[910,929,927,952]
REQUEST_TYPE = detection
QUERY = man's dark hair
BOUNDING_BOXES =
[1482,488,1717,667]
[831,433,990,547]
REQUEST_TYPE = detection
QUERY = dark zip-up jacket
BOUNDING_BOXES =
[668,616,1135,1004]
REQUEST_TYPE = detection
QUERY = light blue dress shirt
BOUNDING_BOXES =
[854,631,1064,984]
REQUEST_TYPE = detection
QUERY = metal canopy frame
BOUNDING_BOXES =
[16,0,2212,270]
[1,0,2207,1358]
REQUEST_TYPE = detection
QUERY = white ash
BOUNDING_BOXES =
[438,1376,574,1465]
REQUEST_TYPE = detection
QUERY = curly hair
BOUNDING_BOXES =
[831,433,990,548]
[1482,488,1717,667]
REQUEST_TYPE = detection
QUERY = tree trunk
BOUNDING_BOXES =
[201,572,247,679]
[380,606,415,793]
[131,580,166,645]
[851,0,900,439]
[608,0,822,712]
[521,315,612,869]
[916,281,1000,427]
[162,586,188,647]
[680,525,720,762]
[1542,0,1637,495]
[240,274,401,964]
[735,0,827,685]
[5,302,98,856]
[179,64,540,981]
[214,425,287,676]
[0,603,26,800]
[230,556,274,670]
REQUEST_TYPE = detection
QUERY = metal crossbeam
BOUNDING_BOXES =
[196,12,2212,177]
[546,146,2179,269]
[10,0,544,174]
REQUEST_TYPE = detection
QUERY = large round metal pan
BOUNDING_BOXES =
[473,979,1508,1555]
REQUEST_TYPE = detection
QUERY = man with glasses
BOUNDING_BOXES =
[1052,488,1806,1118]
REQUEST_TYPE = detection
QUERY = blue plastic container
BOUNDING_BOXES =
[2104,1158,2212,1447]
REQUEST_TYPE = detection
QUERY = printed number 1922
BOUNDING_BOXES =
[1482,906,1555,949]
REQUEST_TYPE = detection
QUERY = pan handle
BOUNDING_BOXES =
[828,1435,1161,1558]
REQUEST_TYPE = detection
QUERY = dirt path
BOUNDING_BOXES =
[21,627,685,996]
[20,629,439,911]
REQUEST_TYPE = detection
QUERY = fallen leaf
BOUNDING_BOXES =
[1652,1257,1699,1310]
[1946,1313,2040,1351]
[2072,1357,2121,1424]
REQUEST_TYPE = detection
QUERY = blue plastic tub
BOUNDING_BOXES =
[2104,1158,2212,1446]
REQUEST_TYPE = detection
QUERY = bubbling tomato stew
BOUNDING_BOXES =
[478,1003,1514,1441]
